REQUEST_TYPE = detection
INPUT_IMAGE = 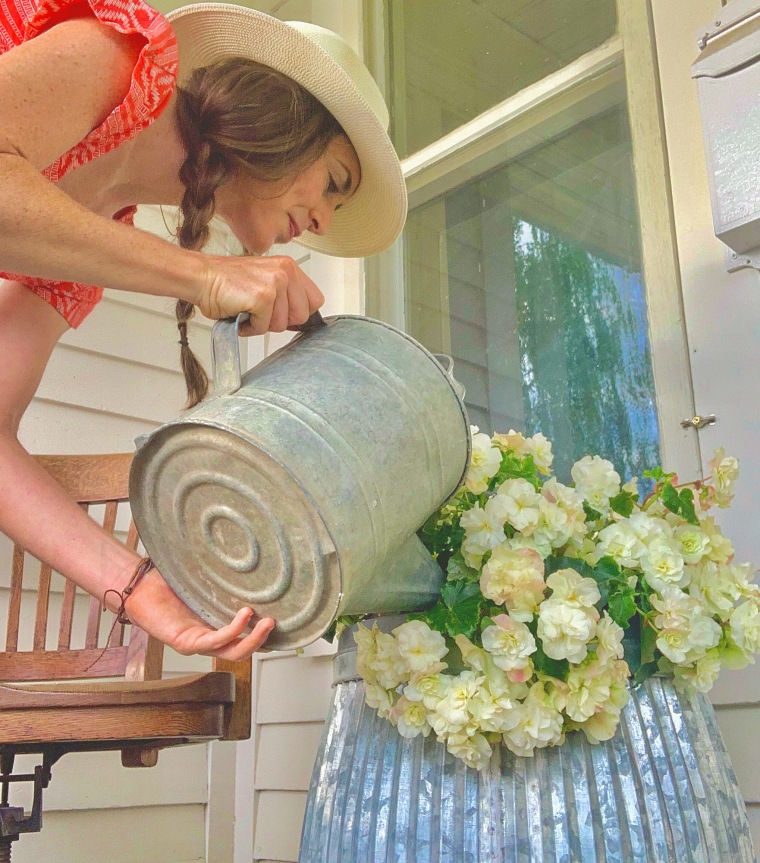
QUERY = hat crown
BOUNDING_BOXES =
[286,22,389,132]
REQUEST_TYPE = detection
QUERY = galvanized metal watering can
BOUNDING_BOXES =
[129,313,470,650]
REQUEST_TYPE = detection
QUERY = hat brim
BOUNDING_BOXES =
[166,3,407,258]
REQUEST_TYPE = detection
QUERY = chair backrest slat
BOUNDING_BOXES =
[57,579,77,650]
[1,453,159,684]
[33,563,53,651]
[6,546,24,652]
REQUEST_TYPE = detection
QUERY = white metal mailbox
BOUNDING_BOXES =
[692,0,760,268]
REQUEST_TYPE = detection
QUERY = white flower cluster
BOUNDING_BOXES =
[354,428,758,768]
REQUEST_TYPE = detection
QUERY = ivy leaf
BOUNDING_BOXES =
[545,556,596,579]
[595,556,621,580]
[661,482,681,517]
[446,552,481,583]
[642,467,665,481]
[415,581,484,639]
[583,501,603,521]
[608,590,637,628]
[678,488,699,526]
[610,490,636,518]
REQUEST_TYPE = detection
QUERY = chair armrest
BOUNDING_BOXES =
[213,657,252,741]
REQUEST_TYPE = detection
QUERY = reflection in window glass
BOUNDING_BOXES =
[405,106,660,483]
[386,0,618,157]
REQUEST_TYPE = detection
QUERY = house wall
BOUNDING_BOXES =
[249,1,760,860]
[650,0,760,848]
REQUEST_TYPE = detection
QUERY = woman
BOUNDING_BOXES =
[0,1,407,659]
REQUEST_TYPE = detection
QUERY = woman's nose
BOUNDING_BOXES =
[309,202,335,236]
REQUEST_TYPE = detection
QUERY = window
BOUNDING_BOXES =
[366,0,696,481]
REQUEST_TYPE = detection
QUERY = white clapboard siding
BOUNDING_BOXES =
[13,804,207,863]
[1,204,239,862]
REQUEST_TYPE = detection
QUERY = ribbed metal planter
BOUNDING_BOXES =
[299,639,756,862]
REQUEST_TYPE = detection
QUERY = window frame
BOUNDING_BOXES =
[364,0,700,480]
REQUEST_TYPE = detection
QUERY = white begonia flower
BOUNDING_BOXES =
[480,545,547,621]
[500,682,564,757]
[701,516,735,564]
[508,532,553,561]
[371,630,410,690]
[392,620,448,673]
[565,660,612,722]
[546,569,601,609]
[708,447,740,507]
[465,426,502,494]
[537,598,599,664]
[536,498,571,549]
[431,670,483,733]
[492,429,529,455]
[674,524,711,565]
[459,503,506,553]
[656,607,721,666]
[364,683,397,720]
[650,586,694,629]
[628,511,672,544]
[446,729,493,771]
[490,478,542,534]
[595,522,647,569]
[579,708,622,744]
[354,623,379,685]
[525,432,554,475]
[623,477,639,496]
[481,614,537,672]
[570,455,621,513]
[403,662,448,709]
[688,560,745,621]
[455,634,531,696]
[672,649,722,694]
[730,599,760,658]
[391,695,432,739]
[595,613,625,665]
[641,539,687,593]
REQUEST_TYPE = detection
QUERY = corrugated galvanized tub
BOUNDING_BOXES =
[130,315,469,649]
[299,621,756,863]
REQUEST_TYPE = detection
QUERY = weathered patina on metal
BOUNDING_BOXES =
[130,314,470,650]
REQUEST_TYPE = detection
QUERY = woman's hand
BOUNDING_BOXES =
[123,565,276,661]
[194,253,325,335]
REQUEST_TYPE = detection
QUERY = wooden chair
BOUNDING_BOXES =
[0,453,252,858]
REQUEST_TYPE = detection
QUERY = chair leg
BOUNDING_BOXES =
[0,833,15,862]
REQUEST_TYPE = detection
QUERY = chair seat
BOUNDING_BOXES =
[0,671,236,751]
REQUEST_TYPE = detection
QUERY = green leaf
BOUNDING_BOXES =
[661,482,681,516]
[532,639,570,680]
[594,556,621,580]
[441,580,480,608]
[608,591,637,628]
[545,556,596,579]
[640,620,658,665]
[642,467,666,481]
[678,488,699,526]
[446,552,481,583]
[583,501,603,521]
[610,490,636,518]
[633,661,660,686]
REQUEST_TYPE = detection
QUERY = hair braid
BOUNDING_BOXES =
[172,58,346,408]
[175,91,230,408]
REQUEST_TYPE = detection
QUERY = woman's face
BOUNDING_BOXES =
[215,135,361,255]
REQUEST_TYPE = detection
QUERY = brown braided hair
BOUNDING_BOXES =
[174,57,344,407]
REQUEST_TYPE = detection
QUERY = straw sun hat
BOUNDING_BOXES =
[166,3,407,258]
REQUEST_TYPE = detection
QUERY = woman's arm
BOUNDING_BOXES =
[0,17,323,332]
[0,282,274,659]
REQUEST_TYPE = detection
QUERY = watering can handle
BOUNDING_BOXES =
[433,353,466,401]
[211,311,327,395]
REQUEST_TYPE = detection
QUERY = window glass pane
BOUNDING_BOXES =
[386,0,618,157]
[404,105,660,482]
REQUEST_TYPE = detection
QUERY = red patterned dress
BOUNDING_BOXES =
[0,0,178,326]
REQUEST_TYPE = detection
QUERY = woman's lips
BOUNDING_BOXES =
[288,216,301,242]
